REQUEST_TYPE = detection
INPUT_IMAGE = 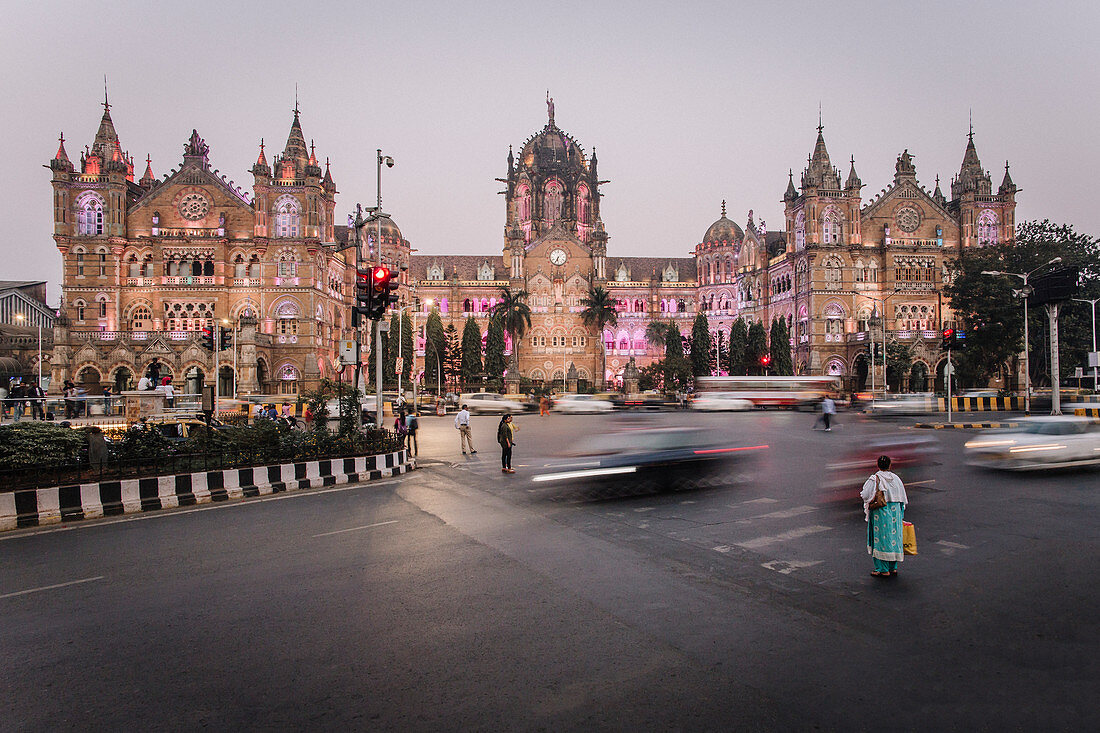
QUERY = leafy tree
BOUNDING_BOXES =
[770,318,793,376]
[746,321,768,374]
[484,316,507,383]
[424,308,446,391]
[885,339,913,392]
[580,285,618,387]
[690,313,713,377]
[444,323,461,388]
[728,317,748,375]
[385,312,400,386]
[490,287,532,379]
[461,317,483,387]
[946,219,1100,388]
[645,320,673,352]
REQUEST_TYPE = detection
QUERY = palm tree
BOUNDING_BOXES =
[580,285,618,388]
[490,287,532,382]
[645,320,673,354]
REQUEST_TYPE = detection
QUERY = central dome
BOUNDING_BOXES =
[702,202,743,244]
[519,124,587,170]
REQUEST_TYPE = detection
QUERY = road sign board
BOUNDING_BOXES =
[943,362,955,376]
[1090,351,1099,368]
[395,356,404,374]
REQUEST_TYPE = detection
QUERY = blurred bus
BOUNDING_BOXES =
[695,376,840,409]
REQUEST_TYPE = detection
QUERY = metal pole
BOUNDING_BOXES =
[1073,298,1098,392]
[869,305,876,403]
[397,307,403,403]
[37,323,42,389]
[233,321,238,399]
[213,322,219,421]
[375,149,384,429]
[1023,281,1031,415]
[946,348,952,424]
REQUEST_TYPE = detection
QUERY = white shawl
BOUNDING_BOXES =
[860,470,908,520]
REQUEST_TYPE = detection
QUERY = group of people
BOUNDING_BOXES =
[452,403,516,473]
[0,378,46,422]
[393,407,420,456]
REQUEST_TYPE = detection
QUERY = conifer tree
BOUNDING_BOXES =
[728,317,748,375]
[461,317,483,388]
[485,316,507,384]
[746,321,768,374]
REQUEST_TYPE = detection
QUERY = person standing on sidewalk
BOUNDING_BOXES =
[404,410,419,456]
[497,414,516,473]
[455,404,476,455]
[819,393,837,431]
[860,455,909,578]
[28,380,46,420]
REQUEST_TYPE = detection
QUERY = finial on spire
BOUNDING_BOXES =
[817,102,823,133]
[968,109,974,142]
[103,75,110,112]
[294,83,299,116]
[721,199,726,217]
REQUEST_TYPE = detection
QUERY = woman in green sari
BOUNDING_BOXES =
[860,455,909,577]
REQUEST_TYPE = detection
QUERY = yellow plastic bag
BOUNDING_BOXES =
[903,521,917,556]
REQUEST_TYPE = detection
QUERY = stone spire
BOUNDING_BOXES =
[802,123,840,190]
[845,155,861,191]
[251,138,271,178]
[140,154,155,187]
[784,169,798,201]
[999,160,1017,194]
[322,157,336,193]
[933,175,946,206]
[951,126,991,198]
[50,132,73,172]
[282,106,309,164]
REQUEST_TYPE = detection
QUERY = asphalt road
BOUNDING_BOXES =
[2,408,1097,731]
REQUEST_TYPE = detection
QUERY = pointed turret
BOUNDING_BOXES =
[105,138,128,175]
[845,156,861,191]
[322,157,336,193]
[784,169,798,201]
[305,139,322,178]
[951,126,992,198]
[999,160,1017,194]
[507,144,514,175]
[140,154,155,188]
[50,132,74,173]
[278,105,309,176]
[933,175,946,206]
[91,99,120,161]
[252,138,271,178]
[801,123,841,190]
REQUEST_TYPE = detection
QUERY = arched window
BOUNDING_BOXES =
[97,249,108,276]
[824,303,844,335]
[276,364,300,395]
[74,299,86,321]
[576,183,590,225]
[75,249,86,276]
[278,254,298,278]
[977,210,999,245]
[77,194,104,236]
[516,184,531,222]
[203,260,214,276]
[822,207,842,245]
[273,196,301,238]
[823,258,842,287]
[130,306,152,331]
[143,256,153,277]
[97,295,108,319]
[233,255,246,278]
[128,254,140,277]
[794,211,806,250]
[275,301,300,336]
[544,180,564,223]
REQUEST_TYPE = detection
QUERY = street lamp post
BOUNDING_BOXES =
[982,257,1061,415]
[1072,297,1099,392]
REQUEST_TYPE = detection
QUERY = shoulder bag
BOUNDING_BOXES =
[867,474,888,511]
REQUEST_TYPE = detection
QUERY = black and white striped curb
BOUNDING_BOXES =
[0,451,412,531]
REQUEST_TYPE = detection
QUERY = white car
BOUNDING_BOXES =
[964,416,1100,470]
[690,392,754,412]
[552,394,614,414]
[460,392,526,414]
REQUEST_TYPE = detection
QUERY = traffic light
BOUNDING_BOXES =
[941,328,956,351]
[368,265,396,320]
[954,329,967,350]
[200,325,215,351]
[760,355,772,368]
[353,268,374,327]
[219,326,233,351]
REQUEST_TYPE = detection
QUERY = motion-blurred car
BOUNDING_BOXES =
[690,392,754,412]
[614,392,679,410]
[821,433,941,503]
[964,416,1100,470]
[460,392,526,414]
[143,414,226,442]
[532,426,766,495]
[552,394,614,414]
[866,394,935,416]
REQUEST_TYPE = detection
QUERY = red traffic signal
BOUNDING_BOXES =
[372,265,390,290]
[760,355,771,366]
[941,328,956,350]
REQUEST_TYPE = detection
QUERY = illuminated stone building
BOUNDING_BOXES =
[48,99,355,397]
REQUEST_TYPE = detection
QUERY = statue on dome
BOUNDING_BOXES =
[546,90,555,126]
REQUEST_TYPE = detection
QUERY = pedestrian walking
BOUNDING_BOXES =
[404,410,419,456]
[28,380,46,420]
[0,380,8,422]
[10,382,25,422]
[814,393,837,431]
[497,414,516,473]
[539,395,550,416]
[860,455,909,578]
[455,403,476,454]
[146,357,161,386]
[63,379,77,419]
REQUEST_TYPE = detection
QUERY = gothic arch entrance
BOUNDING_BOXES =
[909,362,928,393]
[853,353,869,392]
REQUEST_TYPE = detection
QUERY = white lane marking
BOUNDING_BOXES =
[713,545,732,553]
[0,480,400,540]
[313,520,399,538]
[1,575,105,600]
[737,525,832,549]
[761,560,823,575]
[907,479,937,486]
[729,498,778,508]
[937,540,969,549]
[742,505,818,521]
[634,507,655,513]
